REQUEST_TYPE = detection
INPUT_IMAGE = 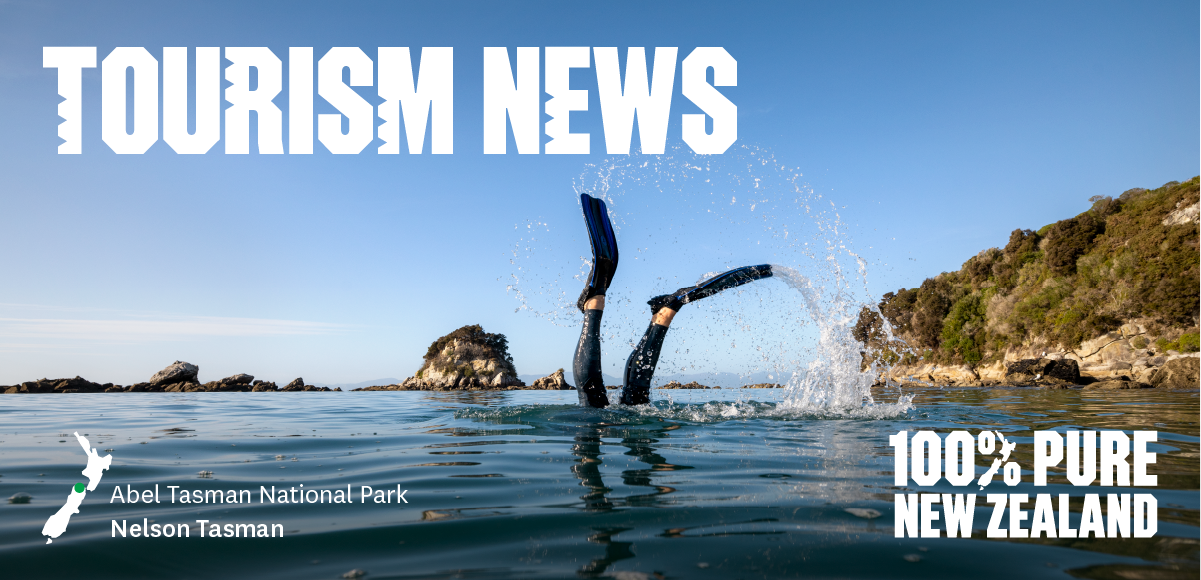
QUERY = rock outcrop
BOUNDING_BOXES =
[149,361,199,387]
[1149,358,1200,389]
[1004,358,1081,385]
[883,345,1198,390]
[400,325,525,389]
[3,377,113,394]
[530,369,573,390]
[1085,380,1152,390]
[660,381,718,389]
[0,366,344,393]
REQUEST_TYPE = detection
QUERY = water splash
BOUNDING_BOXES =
[506,144,910,417]
[769,265,911,416]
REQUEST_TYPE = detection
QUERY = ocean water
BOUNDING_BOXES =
[1,388,1196,580]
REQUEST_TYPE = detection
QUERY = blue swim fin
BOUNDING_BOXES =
[648,264,773,314]
[578,194,619,312]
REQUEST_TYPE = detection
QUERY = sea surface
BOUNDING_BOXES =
[1,388,1197,580]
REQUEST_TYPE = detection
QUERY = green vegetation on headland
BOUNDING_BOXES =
[857,177,1200,369]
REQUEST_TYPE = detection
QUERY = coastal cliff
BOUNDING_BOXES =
[859,177,1200,388]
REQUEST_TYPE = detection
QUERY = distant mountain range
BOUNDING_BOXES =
[311,378,401,390]
[313,370,790,391]
[519,370,788,388]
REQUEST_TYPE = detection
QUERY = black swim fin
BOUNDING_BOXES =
[577,193,619,312]
[648,264,773,314]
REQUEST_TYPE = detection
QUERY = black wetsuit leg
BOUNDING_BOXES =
[621,322,669,405]
[573,308,610,408]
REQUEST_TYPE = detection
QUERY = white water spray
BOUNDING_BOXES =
[507,144,911,417]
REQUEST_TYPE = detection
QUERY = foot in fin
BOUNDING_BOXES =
[648,264,773,314]
[577,193,619,312]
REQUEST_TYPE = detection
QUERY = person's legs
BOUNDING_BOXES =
[620,265,772,406]
[574,296,610,407]
[620,307,675,405]
[574,194,619,408]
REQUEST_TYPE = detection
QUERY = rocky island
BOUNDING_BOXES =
[354,325,570,391]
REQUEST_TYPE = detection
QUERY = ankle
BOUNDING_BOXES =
[652,307,676,327]
[583,295,605,310]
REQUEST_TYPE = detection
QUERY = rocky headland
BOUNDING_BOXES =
[861,178,1199,391]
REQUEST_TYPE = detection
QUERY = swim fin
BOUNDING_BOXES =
[648,264,773,314]
[577,193,619,312]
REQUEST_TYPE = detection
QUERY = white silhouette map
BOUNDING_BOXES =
[41,432,112,544]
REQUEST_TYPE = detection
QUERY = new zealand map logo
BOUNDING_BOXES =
[41,432,112,543]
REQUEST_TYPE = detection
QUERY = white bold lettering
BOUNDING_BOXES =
[920,493,941,538]
[1033,431,1063,486]
[544,46,590,154]
[1133,431,1157,486]
[224,47,283,154]
[944,431,975,486]
[1100,431,1130,486]
[681,47,736,154]
[163,47,220,154]
[986,494,1007,538]
[483,47,539,154]
[1030,493,1056,538]
[318,47,374,154]
[102,47,159,154]
[43,46,97,154]
[1066,430,1096,486]
[594,47,677,154]
[1133,493,1157,537]
[910,431,941,486]
[378,47,453,154]
[942,493,976,538]
[894,493,919,538]
[289,47,314,154]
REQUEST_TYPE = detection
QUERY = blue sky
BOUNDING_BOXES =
[0,1,1197,385]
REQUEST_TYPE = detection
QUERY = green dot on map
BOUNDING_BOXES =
[74,482,85,493]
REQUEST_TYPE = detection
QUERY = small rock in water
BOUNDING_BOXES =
[341,569,367,579]
[198,470,213,478]
[7,492,32,504]
[902,554,922,562]
[105,448,114,452]
[275,454,285,460]
[844,508,882,519]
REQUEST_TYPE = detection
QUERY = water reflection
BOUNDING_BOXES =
[569,421,692,512]
[577,527,636,578]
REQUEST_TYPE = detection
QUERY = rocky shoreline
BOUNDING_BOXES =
[883,331,1201,391]
[5,325,1196,395]
[0,361,789,394]
[1,361,339,394]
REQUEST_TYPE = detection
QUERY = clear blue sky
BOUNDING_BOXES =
[0,1,1196,385]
